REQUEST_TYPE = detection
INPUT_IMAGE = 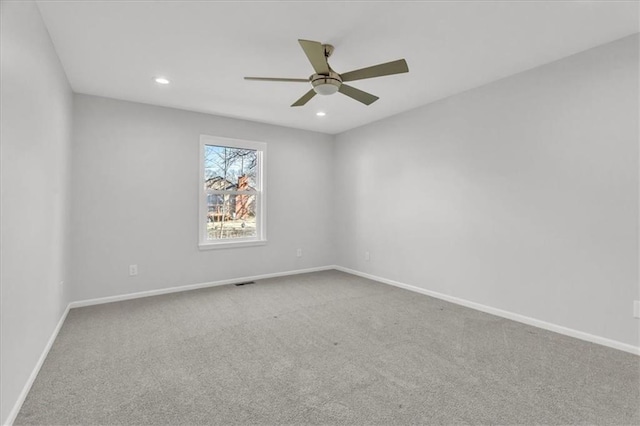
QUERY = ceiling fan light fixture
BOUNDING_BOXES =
[311,72,342,96]
[313,81,340,95]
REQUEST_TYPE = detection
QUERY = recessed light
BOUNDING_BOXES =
[316,111,326,117]
[154,77,170,85]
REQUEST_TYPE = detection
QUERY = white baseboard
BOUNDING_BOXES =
[69,265,336,308]
[4,304,70,426]
[334,265,640,356]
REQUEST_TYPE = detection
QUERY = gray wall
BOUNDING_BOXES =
[70,95,335,301]
[0,1,73,423]
[334,34,639,347]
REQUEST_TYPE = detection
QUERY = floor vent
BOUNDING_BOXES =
[234,281,256,286]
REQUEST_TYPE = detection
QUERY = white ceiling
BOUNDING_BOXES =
[37,0,638,135]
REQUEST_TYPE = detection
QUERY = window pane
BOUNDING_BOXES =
[199,136,266,248]
[206,193,257,240]
[204,145,258,189]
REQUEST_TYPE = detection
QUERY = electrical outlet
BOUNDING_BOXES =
[296,248,302,257]
[634,301,640,319]
[129,264,138,276]
[365,251,370,262]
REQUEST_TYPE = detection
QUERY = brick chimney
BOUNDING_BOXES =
[237,175,249,191]
[235,175,250,219]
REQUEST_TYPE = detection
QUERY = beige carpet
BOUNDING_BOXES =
[16,270,640,425]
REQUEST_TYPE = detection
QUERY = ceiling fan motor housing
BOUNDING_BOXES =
[311,71,342,95]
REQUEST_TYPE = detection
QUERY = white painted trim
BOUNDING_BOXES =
[334,266,640,356]
[198,239,267,250]
[69,265,335,308]
[4,305,70,426]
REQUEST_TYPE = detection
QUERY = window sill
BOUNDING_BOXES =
[198,239,267,250]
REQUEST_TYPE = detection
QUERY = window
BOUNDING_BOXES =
[199,135,266,249]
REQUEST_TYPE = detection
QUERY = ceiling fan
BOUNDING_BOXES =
[244,39,409,107]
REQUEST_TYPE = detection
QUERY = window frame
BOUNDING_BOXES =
[198,135,267,250]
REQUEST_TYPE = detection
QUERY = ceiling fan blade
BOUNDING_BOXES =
[291,89,317,107]
[244,77,309,82]
[298,39,330,75]
[340,59,409,82]
[338,84,379,105]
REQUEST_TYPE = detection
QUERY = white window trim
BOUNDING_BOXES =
[198,135,267,250]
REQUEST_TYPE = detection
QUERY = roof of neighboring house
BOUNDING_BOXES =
[206,176,235,191]
[205,176,255,191]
